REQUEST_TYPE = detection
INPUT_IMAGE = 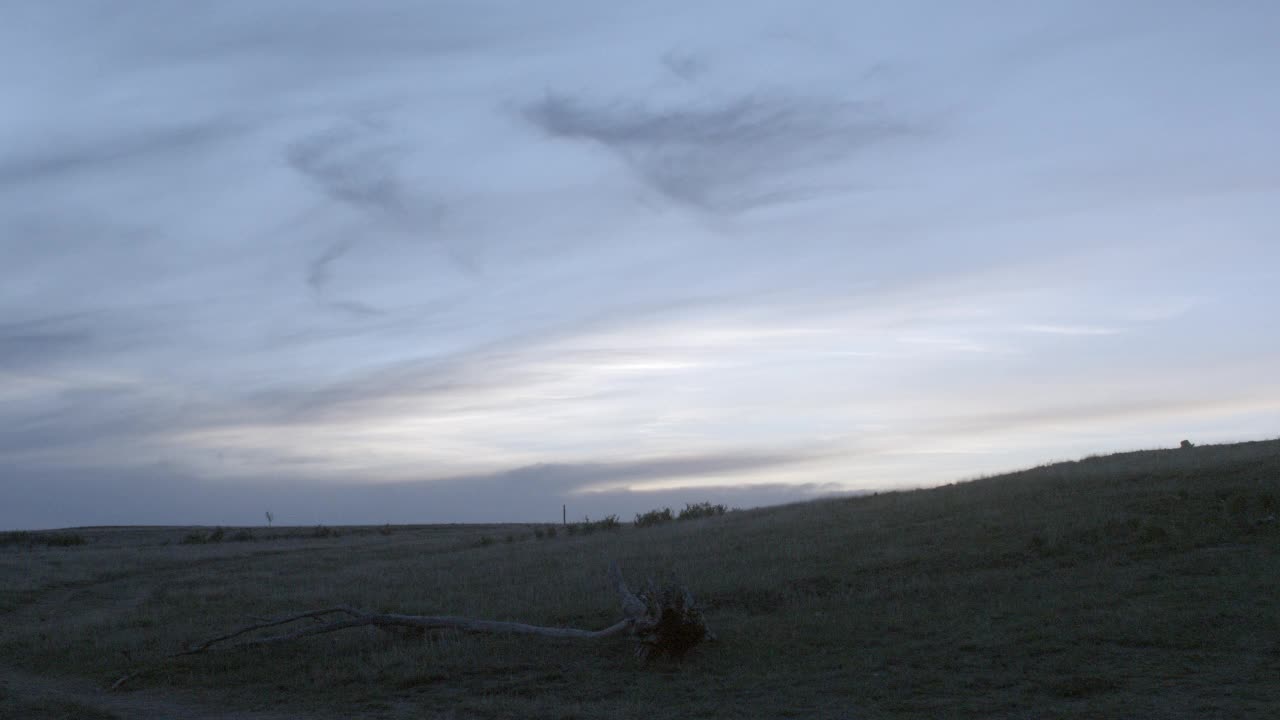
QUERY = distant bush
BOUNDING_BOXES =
[544,525,557,538]
[311,525,338,539]
[180,527,230,545]
[478,535,495,547]
[635,507,674,528]
[231,530,256,542]
[568,515,621,535]
[0,531,87,548]
[379,524,394,536]
[677,502,727,521]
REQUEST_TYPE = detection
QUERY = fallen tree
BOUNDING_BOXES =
[112,562,710,690]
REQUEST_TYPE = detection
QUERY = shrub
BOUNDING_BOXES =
[311,525,338,539]
[0,531,33,547]
[568,515,621,535]
[544,525,557,538]
[478,535,495,547]
[677,502,727,521]
[181,528,230,545]
[635,507,674,528]
[379,524,394,536]
[231,530,256,542]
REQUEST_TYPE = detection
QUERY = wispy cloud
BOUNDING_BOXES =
[0,121,242,189]
[0,317,97,369]
[2,0,1278,528]
[286,123,420,222]
[1019,323,1123,336]
[524,91,919,212]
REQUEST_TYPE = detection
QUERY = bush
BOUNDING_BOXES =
[635,507,674,528]
[231,530,256,542]
[379,524,394,536]
[180,527,229,545]
[567,515,621,535]
[677,502,727,521]
[545,525,557,538]
[478,535,495,547]
[311,525,338,539]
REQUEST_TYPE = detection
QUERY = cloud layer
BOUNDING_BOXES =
[2,1,1279,529]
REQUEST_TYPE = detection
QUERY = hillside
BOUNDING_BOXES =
[2,439,1278,719]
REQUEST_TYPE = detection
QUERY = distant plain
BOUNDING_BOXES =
[2,439,1278,719]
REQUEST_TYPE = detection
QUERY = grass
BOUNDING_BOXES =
[0,530,87,548]
[2,439,1278,718]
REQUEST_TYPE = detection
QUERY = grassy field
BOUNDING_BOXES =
[2,439,1278,719]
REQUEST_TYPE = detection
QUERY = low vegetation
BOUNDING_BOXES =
[2,439,1278,718]
[634,507,674,527]
[677,501,728,521]
[0,531,87,548]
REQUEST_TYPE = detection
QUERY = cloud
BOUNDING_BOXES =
[0,380,178,464]
[1019,323,1123,336]
[445,451,820,494]
[286,123,419,221]
[303,238,386,316]
[0,121,241,189]
[661,51,709,82]
[524,91,918,212]
[286,122,474,313]
[0,447,833,529]
[0,316,97,369]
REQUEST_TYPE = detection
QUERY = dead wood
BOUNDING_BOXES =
[110,562,709,691]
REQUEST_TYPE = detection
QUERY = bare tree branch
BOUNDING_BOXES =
[111,563,708,691]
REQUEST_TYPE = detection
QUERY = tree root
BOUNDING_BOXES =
[110,562,709,690]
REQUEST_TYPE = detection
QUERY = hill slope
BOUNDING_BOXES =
[2,439,1278,718]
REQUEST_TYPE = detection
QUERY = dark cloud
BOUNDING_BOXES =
[303,238,386,316]
[0,384,180,462]
[661,51,709,82]
[434,451,821,494]
[0,122,241,189]
[243,346,538,425]
[286,124,418,220]
[1,451,838,530]
[525,91,918,212]
[287,123,464,313]
[0,317,97,369]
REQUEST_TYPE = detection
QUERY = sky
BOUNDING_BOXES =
[2,1,1278,530]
